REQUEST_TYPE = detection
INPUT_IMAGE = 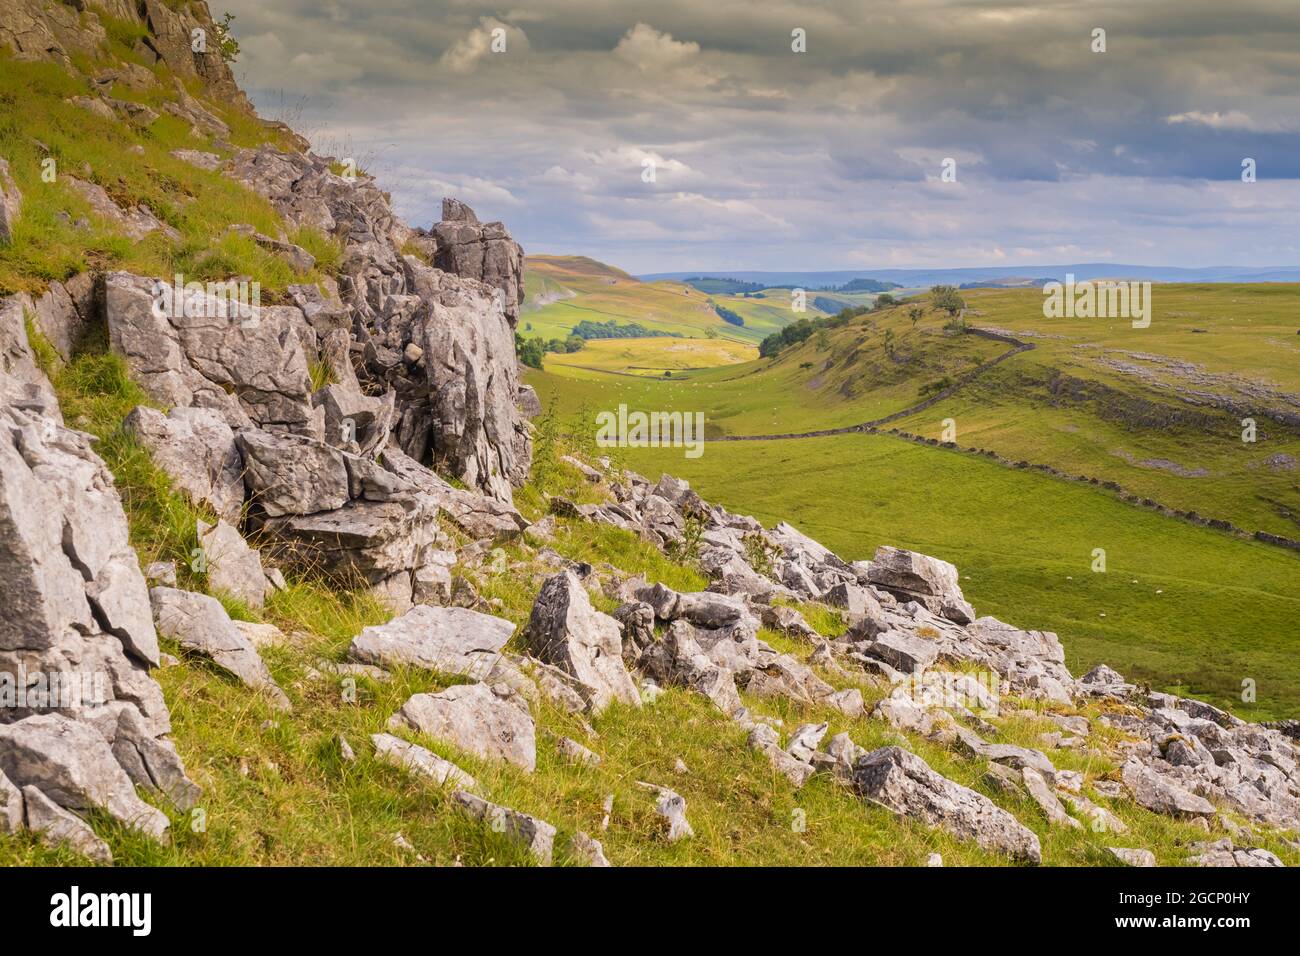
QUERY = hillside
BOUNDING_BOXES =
[522,254,823,346]
[1,0,1297,878]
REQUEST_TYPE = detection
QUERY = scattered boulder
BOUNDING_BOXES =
[867,546,975,623]
[1121,759,1216,819]
[525,571,641,712]
[637,782,694,842]
[389,682,536,771]
[569,830,612,866]
[21,785,112,864]
[149,587,290,709]
[852,746,1041,864]
[348,605,514,679]
[1186,838,1283,868]
[197,518,269,609]
[1108,847,1157,867]
[370,732,476,789]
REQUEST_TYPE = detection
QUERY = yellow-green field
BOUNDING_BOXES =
[544,336,756,377]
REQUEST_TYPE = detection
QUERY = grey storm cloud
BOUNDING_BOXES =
[217,0,1300,272]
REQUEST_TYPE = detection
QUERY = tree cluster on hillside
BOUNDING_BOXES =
[758,304,871,358]
[571,319,677,340]
[516,332,584,370]
[711,302,745,326]
[684,276,765,294]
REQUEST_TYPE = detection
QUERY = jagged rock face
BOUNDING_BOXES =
[105,272,320,437]
[224,148,532,503]
[384,259,530,501]
[0,295,60,416]
[0,369,196,847]
[1,0,245,107]
[29,273,97,363]
[430,198,526,327]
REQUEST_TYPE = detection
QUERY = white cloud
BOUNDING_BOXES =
[613,23,700,70]
[440,18,529,74]
[1165,110,1295,133]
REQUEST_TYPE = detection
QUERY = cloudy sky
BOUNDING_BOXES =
[219,0,1300,274]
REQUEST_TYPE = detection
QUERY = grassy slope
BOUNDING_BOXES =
[536,286,1300,535]
[6,393,1291,866]
[603,432,1300,719]
[0,52,338,298]
[888,285,1300,538]
[534,308,1008,436]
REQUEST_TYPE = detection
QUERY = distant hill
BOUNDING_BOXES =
[641,263,1300,287]
[683,276,766,294]
[834,278,902,293]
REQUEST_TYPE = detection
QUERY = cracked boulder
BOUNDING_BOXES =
[150,586,290,710]
[349,605,514,679]
[389,682,536,771]
[867,546,975,624]
[525,571,641,712]
[123,405,244,523]
[852,746,1041,864]
[105,271,319,437]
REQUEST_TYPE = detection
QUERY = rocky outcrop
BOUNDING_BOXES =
[2,1,246,109]
[429,198,526,327]
[1,370,197,856]
[221,146,531,504]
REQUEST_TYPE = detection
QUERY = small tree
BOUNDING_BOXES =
[212,12,240,63]
[883,329,895,356]
[874,293,895,310]
[930,285,965,316]
[908,305,924,329]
